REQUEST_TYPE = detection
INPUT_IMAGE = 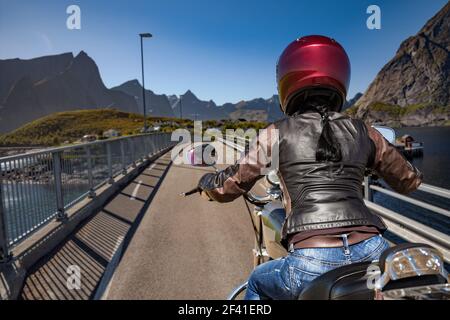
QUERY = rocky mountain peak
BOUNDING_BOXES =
[72,50,97,67]
[75,50,89,58]
[355,2,449,119]
[343,92,363,110]
[111,80,174,118]
[127,79,141,87]
[421,1,449,42]
[182,89,197,100]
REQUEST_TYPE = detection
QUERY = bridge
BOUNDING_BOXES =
[0,133,449,300]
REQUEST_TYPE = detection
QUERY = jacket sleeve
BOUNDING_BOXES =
[198,124,277,202]
[366,124,423,194]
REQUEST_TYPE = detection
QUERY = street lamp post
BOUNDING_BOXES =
[139,32,152,132]
[179,94,183,119]
[190,113,200,121]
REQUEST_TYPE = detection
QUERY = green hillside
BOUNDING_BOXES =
[0,109,189,146]
[345,102,449,127]
[0,109,268,147]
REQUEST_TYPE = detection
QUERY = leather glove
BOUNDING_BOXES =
[198,173,217,201]
[200,190,214,201]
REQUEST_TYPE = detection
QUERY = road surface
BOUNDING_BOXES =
[103,144,257,299]
[21,142,259,300]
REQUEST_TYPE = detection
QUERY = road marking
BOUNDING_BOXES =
[130,181,142,200]
[146,163,156,172]
[130,163,156,200]
[94,159,164,300]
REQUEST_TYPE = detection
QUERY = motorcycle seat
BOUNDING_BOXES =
[298,243,448,299]
[298,261,374,300]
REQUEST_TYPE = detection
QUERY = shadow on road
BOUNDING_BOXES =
[20,154,172,300]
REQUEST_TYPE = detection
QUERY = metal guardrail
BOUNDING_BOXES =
[0,133,174,260]
[418,183,450,199]
[369,184,450,218]
[364,201,450,262]
[364,177,450,263]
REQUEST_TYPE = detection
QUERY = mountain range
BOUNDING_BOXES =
[0,51,140,133]
[111,79,175,118]
[0,51,285,133]
[0,2,448,133]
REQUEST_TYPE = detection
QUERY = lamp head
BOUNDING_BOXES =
[140,33,152,38]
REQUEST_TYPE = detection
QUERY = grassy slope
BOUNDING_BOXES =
[0,109,268,147]
[0,109,184,146]
[345,102,449,121]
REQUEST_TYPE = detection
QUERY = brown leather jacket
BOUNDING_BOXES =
[198,112,423,242]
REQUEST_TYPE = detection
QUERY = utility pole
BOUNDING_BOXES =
[190,113,200,121]
[139,33,152,132]
[179,94,183,119]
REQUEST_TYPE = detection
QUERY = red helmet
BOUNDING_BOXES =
[276,35,351,115]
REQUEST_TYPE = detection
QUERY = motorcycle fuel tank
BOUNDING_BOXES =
[259,201,288,259]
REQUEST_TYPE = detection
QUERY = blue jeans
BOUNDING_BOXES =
[244,234,389,300]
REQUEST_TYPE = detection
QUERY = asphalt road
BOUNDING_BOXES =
[103,144,258,300]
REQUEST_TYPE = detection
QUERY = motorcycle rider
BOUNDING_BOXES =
[197,35,423,300]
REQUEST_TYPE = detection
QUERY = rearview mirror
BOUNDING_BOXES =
[372,125,396,144]
[187,143,217,167]
[266,170,280,186]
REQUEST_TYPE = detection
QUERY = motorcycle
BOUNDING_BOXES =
[182,126,450,300]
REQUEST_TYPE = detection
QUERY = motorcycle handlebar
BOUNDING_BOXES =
[180,187,200,197]
[181,183,275,207]
[181,187,272,207]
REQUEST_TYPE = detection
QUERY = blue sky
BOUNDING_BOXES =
[0,0,447,104]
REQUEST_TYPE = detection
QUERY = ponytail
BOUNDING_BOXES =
[315,107,342,162]
[290,91,343,162]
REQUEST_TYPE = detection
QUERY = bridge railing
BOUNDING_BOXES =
[0,133,174,261]
[363,177,450,263]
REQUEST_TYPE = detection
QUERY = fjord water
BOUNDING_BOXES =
[395,126,450,189]
[373,126,450,236]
